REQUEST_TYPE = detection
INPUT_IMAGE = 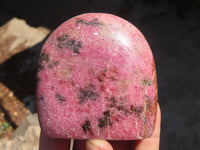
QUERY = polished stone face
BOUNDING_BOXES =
[36,13,157,140]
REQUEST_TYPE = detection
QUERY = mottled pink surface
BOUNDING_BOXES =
[36,13,157,140]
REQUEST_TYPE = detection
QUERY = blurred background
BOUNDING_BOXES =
[0,0,199,149]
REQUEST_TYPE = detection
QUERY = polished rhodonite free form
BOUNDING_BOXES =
[36,13,157,140]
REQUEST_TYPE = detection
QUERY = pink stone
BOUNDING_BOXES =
[36,13,157,140]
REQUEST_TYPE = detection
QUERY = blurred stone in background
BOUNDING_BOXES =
[0,114,40,150]
[0,18,49,146]
[0,18,49,63]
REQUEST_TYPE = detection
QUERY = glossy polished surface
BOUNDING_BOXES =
[37,13,157,140]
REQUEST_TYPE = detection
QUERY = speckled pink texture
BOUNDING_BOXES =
[36,13,157,140]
